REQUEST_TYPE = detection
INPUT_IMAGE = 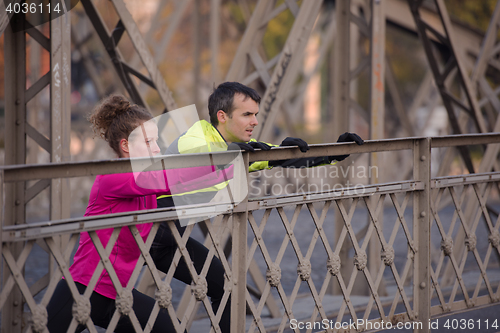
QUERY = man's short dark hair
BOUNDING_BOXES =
[208,82,261,125]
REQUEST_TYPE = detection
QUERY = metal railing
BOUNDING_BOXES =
[1,134,500,332]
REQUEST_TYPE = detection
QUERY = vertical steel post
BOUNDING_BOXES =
[192,0,201,108]
[49,6,71,267]
[369,0,386,293]
[332,0,350,139]
[3,14,27,333]
[49,3,71,222]
[331,0,351,296]
[210,0,221,85]
[413,138,431,333]
[231,152,249,332]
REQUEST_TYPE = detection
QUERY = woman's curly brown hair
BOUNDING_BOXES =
[88,95,152,156]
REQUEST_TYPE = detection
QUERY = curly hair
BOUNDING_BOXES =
[88,95,152,156]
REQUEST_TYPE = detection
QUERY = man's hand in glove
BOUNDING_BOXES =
[329,132,364,162]
[337,132,364,145]
[268,137,309,167]
[227,141,272,152]
[279,137,309,152]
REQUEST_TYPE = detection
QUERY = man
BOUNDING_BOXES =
[161,81,363,184]
[152,82,363,333]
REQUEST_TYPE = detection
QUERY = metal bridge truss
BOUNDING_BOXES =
[2,0,500,332]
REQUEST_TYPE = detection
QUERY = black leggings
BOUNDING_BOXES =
[46,221,230,333]
[47,280,176,332]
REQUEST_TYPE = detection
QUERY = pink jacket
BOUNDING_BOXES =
[69,164,233,299]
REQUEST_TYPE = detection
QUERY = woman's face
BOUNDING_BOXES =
[128,120,161,158]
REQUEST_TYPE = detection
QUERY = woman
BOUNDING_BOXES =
[47,95,231,332]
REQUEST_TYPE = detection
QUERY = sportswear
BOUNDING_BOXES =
[69,165,233,299]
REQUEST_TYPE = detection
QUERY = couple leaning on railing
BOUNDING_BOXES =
[45,82,363,333]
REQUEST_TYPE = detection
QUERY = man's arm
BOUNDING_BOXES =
[268,133,364,168]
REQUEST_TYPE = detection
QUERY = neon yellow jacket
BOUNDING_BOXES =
[165,120,272,172]
[157,120,272,201]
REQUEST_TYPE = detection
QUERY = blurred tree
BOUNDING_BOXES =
[445,0,497,33]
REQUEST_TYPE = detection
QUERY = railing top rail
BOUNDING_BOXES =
[431,171,500,188]
[1,133,500,182]
[430,132,500,147]
[2,202,235,242]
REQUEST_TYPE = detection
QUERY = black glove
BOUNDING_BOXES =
[269,137,309,167]
[337,132,364,145]
[248,141,272,151]
[279,137,309,153]
[227,141,272,152]
[329,132,364,162]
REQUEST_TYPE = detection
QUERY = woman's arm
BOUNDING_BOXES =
[100,164,234,199]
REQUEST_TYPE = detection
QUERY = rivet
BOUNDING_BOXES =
[12,319,19,325]
[13,300,19,306]
[16,120,21,125]
[420,211,426,217]
[421,155,426,161]
[15,99,20,105]
[15,200,20,205]
[420,282,426,289]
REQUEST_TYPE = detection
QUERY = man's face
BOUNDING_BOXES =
[217,93,259,143]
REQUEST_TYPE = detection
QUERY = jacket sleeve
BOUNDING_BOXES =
[100,165,234,199]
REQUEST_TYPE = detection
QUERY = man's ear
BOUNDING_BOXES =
[120,138,129,154]
[217,110,227,124]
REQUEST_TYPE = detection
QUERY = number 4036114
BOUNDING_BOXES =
[5,2,61,14]
[443,318,498,330]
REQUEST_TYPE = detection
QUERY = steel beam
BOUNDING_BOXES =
[408,0,486,175]
[255,0,323,140]
[210,0,221,84]
[2,13,27,333]
[49,7,71,222]
[80,0,178,114]
[331,0,353,296]
[369,0,387,296]
[225,0,277,82]
[413,138,431,333]
[231,153,249,333]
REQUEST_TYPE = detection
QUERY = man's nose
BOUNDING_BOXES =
[251,115,258,126]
